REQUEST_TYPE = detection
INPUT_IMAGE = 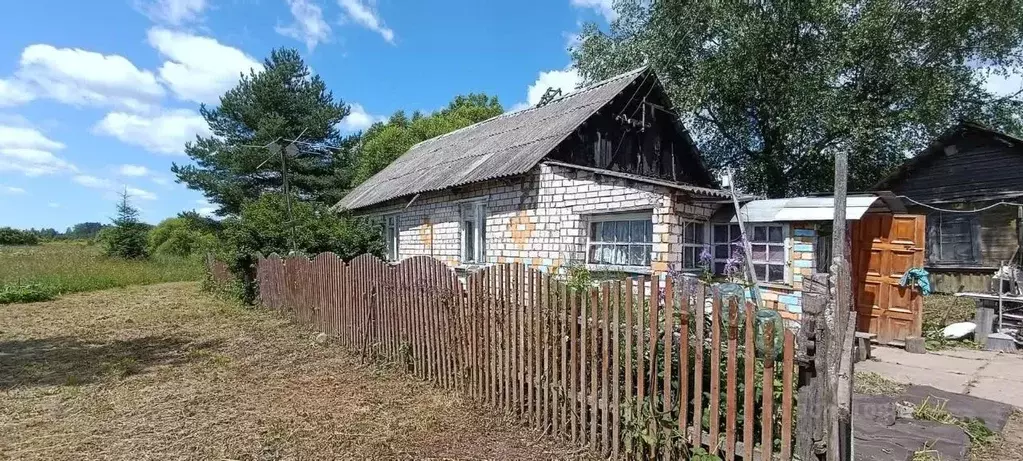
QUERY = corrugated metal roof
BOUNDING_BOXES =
[543,161,731,199]
[720,196,889,223]
[333,67,649,211]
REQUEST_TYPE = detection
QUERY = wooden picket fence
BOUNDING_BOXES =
[256,252,800,460]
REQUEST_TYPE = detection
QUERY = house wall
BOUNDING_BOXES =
[904,201,1018,293]
[360,164,714,275]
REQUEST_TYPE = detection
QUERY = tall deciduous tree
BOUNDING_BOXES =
[172,48,350,215]
[572,0,1023,196]
[349,93,504,187]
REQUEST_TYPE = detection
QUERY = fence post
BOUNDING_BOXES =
[796,274,829,461]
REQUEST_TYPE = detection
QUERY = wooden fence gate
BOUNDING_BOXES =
[256,253,801,460]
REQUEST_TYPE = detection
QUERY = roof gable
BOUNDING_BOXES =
[334,67,655,211]
[873,121,1023,192]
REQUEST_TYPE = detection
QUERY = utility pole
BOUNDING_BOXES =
[272,143,297,253]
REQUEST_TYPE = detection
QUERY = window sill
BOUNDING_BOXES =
[585,264,652,275]
[757,281,794,291]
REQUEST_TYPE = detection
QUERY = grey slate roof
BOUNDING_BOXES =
[333,67,650,211]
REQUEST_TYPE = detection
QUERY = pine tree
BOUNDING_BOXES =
[104,188,149,259]
[172,48,350,215]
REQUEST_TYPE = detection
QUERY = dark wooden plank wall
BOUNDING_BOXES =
[545,76,715,187]
[888,130,1023,204]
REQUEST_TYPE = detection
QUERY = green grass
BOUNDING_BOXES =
[0,242,203,304]
[922,294,983,350]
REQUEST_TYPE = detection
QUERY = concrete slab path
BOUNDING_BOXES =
[858,346,1023,408]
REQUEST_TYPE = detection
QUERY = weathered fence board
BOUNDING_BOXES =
[253,253,804,459]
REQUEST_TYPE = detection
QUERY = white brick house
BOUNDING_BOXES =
[335,68,728,277]
[334,67,901,321]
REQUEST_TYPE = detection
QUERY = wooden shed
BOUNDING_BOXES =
[873,122,1023,293]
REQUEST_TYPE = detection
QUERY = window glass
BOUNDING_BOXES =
[587,214,653,267]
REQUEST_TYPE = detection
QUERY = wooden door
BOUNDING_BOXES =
[852,214,926,345]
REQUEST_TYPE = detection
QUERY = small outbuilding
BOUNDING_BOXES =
[713,195,923,344]
[873,121,1023,293]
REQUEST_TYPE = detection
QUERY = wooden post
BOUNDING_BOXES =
[796,275,829,461]
[829,147,853,461]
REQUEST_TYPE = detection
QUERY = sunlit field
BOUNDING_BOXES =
[0,242,202,304]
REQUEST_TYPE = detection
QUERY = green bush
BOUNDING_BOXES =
[0,227,40,245]
[0,283,56,304]
[149,217,216,257]
[217,193,383,303]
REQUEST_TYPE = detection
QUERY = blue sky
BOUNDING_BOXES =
[0,0,612,230]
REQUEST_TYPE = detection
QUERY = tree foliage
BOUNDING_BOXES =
[349,93,504,187]
[64,222,108,240]
[218,193,383,302]
[0,227,40,245]
[104,190,149,259]
[148,217,217,258]
[571,0,1023,196]
[172,48,351,215]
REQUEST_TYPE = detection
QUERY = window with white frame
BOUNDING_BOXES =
[384,215,399,261]
[587,213,653,267]
[749,224,787,283]
[460,201,487,263]
[680,220,707,271]
[711,223,788,283]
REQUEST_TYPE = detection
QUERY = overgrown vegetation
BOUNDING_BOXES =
[854,371,906,396]
[572,0,1023,196]
[0,243,202,304]
[922,295,983,351]
[913,397,996,446]
[0,227,39,245]
[216,193,382,302]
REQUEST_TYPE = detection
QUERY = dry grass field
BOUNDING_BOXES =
[0,282,588,460]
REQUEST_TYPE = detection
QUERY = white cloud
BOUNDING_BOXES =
[570,0,617,22]
[195,198,217,216]
[1,185,26,195]
[127,186,158,201]
[118,164,151,177]
[338,0,395,44]
[15,44,164,111]
[73,175,114,189]
[48,202,59,208]
[139,0,208,25]
[0,79,34,107]
[148,28,262,104]
[0,125,64,151]
[510,68,583,112]
[277,0,332,51]
[0,125,75,176]
[94,109,210,155]
[339,103,385,132]
[73,174,158,201]
[151,176,173,186]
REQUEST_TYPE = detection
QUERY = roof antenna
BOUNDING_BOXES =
[537,87,562,107]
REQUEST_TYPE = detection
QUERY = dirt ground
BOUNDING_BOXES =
[972,411,1023,461]
[0,282,590,460]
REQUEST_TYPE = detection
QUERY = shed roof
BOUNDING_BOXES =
[333,67,650,211]
[872,121,1023,193]
[713,195,892,223]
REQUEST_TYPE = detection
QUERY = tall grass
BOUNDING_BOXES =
[0,242,203,304]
